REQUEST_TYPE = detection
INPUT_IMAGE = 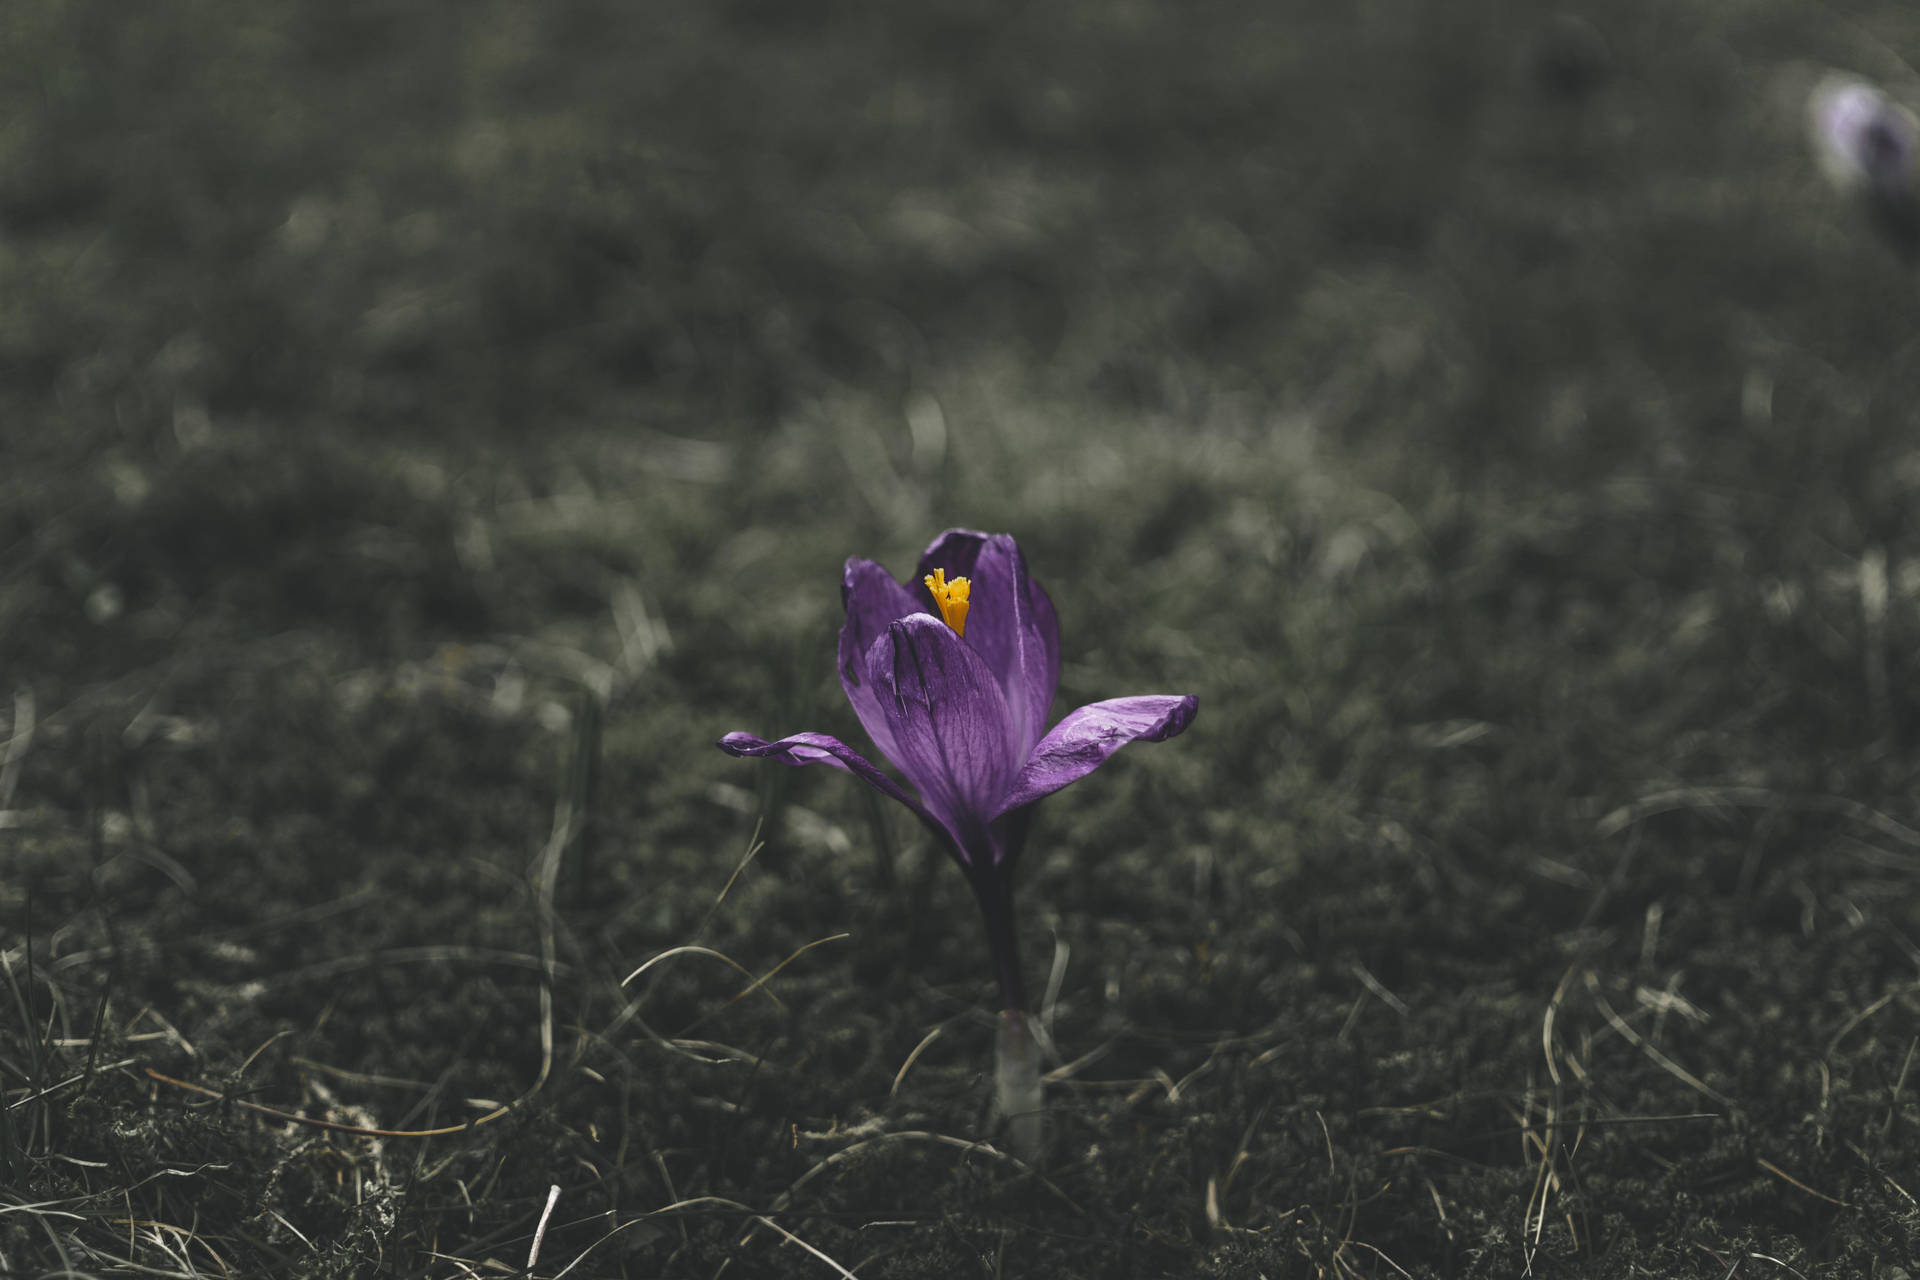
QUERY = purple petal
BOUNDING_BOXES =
[867,614,1022,848]
[916,530,1060,758]
[994,694,1199,816]
[837,557,924,769]
[716,730,953,846]
[915,529,994,583]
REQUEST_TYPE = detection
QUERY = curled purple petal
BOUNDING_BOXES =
[994,694,1198,816]
[915,529,992,588]
[837,558,924,768]
[916,530,1060,759]
[867,613,1022,852]
[716,730,949,841]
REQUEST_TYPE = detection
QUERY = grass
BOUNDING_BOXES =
[7,0,1920,1274]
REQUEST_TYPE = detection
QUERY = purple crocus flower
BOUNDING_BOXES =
[718,529,1197,1018]
[1810,73,1920,254]
[1812,76,1918,196]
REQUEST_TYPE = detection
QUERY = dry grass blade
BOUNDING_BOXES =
[551,1196,859,1280]
[1824,984,1919,1058]
[715,933,849,1012]
[1584,973,1732,1110]
[1754,1157,1849,1208]
[142,1067,507,1139]
[889,1022,949,1099]
[0,687,34,813]
[525,1184,562,1271]
[1597,786,1920,849]
[621,946,763,994]
[724,1128,1086,1263]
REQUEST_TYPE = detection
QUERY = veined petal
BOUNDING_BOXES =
[994,694,1198,816]
[838,557,923,769]
[916,530,1060,758]
[867,613,1022,846]
[716,730,955,848]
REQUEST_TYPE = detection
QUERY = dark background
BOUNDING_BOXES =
[6,1,1920,1275]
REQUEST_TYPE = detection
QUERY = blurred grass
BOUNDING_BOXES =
[7,0,1920,1275]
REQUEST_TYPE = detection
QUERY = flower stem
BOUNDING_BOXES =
[969,868,1028,1015]
[971,867,1042,1159]
[995,1008,1043,1161]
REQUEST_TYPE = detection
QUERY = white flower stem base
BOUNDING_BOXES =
[994,1008,1044,1161]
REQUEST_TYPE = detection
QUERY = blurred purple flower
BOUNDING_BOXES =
[1810,74,1920,255]
[720,529,1196,1013]
[1811,76,1918,197]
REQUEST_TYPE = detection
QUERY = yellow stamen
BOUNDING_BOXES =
[924,569,971,637]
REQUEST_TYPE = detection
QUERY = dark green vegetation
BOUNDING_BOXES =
[6,0,1920,1274]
